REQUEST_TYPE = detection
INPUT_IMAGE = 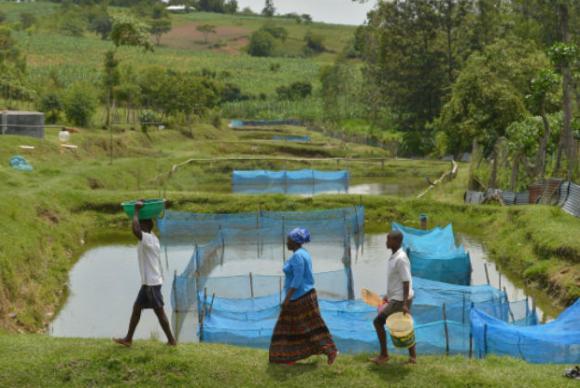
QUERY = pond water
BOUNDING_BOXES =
[236,0,376,25]
[50,233,548,342]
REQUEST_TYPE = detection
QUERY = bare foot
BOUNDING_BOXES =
[406,358,417,365]
[327,351,338,366]
[167,340,177,347]
[113,338,132,348]
[369,355,390,365]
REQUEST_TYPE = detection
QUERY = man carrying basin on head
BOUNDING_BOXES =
[114,201,176,347]
[371,230,416,364]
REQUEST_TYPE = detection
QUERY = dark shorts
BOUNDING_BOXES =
[374,299,413,326]
[135,285,164,309]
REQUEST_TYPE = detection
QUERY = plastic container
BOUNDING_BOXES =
[121,199,165,220]
[386,312,416,348]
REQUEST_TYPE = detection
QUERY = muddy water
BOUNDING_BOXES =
[50,232,548,342]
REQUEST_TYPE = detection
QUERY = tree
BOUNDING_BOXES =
[224,0,238,14]
[110,14,153,51]
[526,68,561,178]
[320,60,364,122]
[63,82,98,127]
[150,18,171,46]
[197,24,217,44]
[90,14,113,40]
[247,29,276,57]
[262,0,275,17]
[506,117,543,190]
[39,93,64,124]
[549,1,578,179]
[436,39,548,187]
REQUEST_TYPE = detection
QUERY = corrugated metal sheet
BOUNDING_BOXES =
[465,191,485,204]
[561,182,580,218]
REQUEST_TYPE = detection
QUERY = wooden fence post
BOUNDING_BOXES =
[484,263,490,285]
[249,272,254,299]
[443,303,450,356]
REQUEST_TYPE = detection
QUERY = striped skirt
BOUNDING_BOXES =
[269,289,337,364]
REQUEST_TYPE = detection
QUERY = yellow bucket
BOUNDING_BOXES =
[386,312,416,349]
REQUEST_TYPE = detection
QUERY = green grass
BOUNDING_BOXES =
[0,335,576,387]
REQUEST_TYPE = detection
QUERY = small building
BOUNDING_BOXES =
[1,111,45,139]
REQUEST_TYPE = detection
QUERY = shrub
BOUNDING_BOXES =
[247,30,276,57]
[19,12,36,30]
[261,24,287,42]
[38,93,64,124]
[63,82,97,127]
[303,31,325,55]
[276,81,312,100]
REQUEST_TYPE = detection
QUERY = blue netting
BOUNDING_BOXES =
[232,170,349,184]
[200,296,534,355]
[229,119,303,128]
[272,135,311,142]
[392,223,472,285]
[471,299,580,363]
[158,206,364,247]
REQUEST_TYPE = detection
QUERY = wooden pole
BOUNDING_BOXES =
[462,293,466,324]
[249,272,254,299]
[498,272,502,290]
[484,263,490,285]
[503,287,515,322]
[203,287,207,316]
[172,270,178,312]
[469,332,473,359]
[208,293,215,316]
[483,324,488,356]
[443,303,450,356]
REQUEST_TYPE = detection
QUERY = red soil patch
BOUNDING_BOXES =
[160,22,250,54]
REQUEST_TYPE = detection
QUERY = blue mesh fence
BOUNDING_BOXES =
[272,135,311,142]
[392,223,472,285]
[471,299,580,363]
[232,170,349,185]
[229,119,303,128]
[200,296,534,355]
[158,206,364,248]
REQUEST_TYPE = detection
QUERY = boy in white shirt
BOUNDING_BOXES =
[371,230,416,364]
[114,201,176,347]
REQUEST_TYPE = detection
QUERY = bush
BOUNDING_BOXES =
[276,81,312,101]
[63,82,97,127]
[60,17,85,37]
[211,111,222,129]
[38,93,64,124]
[303,31,325,55]
[247,30,276,57]
[261,24,287,42]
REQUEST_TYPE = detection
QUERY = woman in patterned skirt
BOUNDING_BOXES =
[269,227,338,365]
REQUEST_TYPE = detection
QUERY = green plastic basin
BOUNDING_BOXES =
[121,199,166,220]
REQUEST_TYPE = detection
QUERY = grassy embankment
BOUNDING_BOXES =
[0,335,576,387]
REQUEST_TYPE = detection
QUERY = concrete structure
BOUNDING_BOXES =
[0,111,45,139]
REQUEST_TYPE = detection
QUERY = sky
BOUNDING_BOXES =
[236,0,377,26]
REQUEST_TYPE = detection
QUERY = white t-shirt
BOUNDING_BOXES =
[138,232,163,286]
[386,248,414,302]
